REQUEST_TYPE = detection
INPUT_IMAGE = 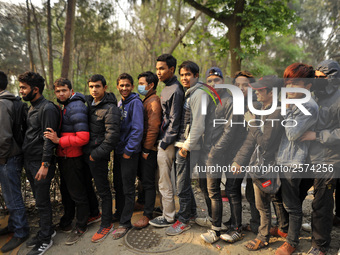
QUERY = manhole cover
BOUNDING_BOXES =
[125,227,193,253]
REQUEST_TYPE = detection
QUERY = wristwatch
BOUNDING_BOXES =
[315,132,320,142]
[41,162,50,168]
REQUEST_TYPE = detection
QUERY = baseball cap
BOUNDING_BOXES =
[206,67,223,79]
[249,75,281,90]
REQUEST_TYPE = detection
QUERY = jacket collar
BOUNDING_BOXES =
[143,89,156,102]
[164,76,178,86]
[31,95,45,107]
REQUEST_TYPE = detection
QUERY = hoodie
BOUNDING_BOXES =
[116,92,144,156]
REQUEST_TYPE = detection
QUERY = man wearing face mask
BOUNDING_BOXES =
[44,78,100,245]
[18,71,60,255]
[299,60,340,255]
[133,71,162,229]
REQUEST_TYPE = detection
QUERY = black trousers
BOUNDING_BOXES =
[113,153,139,228]
[58,156,99,231]
[138,151,157,219]
[84,155,112,228]
[24,160,55,242]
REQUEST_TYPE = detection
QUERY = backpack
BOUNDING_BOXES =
[11,97,28,147]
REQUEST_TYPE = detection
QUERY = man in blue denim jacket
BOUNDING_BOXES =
[275,63,319,255]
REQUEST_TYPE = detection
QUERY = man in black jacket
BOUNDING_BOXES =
[83,74,121,243]
[18,71,60,255]
[149,54,184,227]
[0,71,29,253]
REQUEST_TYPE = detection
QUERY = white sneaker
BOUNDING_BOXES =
[195,217,212,228]
[302,222,312,232]
[200,230,219,244]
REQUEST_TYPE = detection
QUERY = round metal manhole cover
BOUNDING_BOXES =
[125,227,193,253]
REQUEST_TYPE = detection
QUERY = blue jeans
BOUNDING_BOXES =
[25,160,55,242]
[174,148,197,224]
[0,155,29,238]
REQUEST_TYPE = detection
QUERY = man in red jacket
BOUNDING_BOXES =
[44,78,100,245]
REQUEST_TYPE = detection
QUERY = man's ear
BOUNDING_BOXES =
[149,82,155,90]
[195,73,199,78]
[170,66,175,74]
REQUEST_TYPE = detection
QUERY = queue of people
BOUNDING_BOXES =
[0,55,339,255]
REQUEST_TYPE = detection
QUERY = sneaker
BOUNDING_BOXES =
[200,230,219,244]
[220,229,243,243]
[149,216,174,228]
[56,224,72,233]
[270,226,288,238]
[195,217,212,228]
[165,220,191,236]
[302,222,312,232]
[133,216,150,229]
[27,240,53,255]
[1,235,29,253]
[87,213,102,225]
[91,224,113,243]
[275,242,296,255]
[306,247,326,255]
[26,231,56,248]
[189,215,197,224]
[221,222,231,232]
[65,228,87,245]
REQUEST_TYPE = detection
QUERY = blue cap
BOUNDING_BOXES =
[205,67,223,79]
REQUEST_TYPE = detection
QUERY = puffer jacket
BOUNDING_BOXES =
[142,90,161,152]
[56,93,89,158]
[83,92,121,161]
[22,96,60,163]
[158,76,184,150]
[116,92,144,156]
[0,90,22,160]
[308,60,340,168]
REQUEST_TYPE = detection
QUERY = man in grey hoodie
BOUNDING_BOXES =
[300,60,340,255]
[0,71,29,253]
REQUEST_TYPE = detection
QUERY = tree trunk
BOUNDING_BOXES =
[227,23,242,75]
[47,0,54,89]
[25,0,35,71]
[61,0,76,79]
[31,2,47,84]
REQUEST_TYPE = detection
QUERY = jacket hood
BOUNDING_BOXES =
[122,92,141,104]
[0,90,17,101]
[315,60,340,98]
[70,92,86,103]
[85,92,118,106]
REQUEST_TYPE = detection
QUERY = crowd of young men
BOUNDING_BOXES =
[0,55,339,255]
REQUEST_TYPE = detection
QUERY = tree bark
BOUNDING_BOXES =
[47,0,54,89]
[31,2,47,84]
[25,0,35,71]
[61,0,76,79]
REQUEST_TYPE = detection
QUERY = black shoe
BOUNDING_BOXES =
[1,235,29,253]
[27,240,53,255]
[0,226,12,236]
[26,231,56,248]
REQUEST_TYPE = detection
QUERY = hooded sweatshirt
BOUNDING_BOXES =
[116,92,144,156]
[0,90,22,160]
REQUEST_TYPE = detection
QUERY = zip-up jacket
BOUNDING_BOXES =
[23,95,60,163]
[142,90,161,152]
[0,90,22,160]
[56,92,89,158]
[83,92,121,161]
[159,76,184,150]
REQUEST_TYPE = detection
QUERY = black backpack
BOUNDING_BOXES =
[11,97,28,147]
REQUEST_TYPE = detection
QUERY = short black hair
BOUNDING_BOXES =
[54,77,72,90]
[178,61,199,76]
[0,71,8,90]
[117,73,134,86]
[137,71,159,90]
[232,70,255,84]
[87,74,106,87]
[157,54,177,72]
[18,71,45,94]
